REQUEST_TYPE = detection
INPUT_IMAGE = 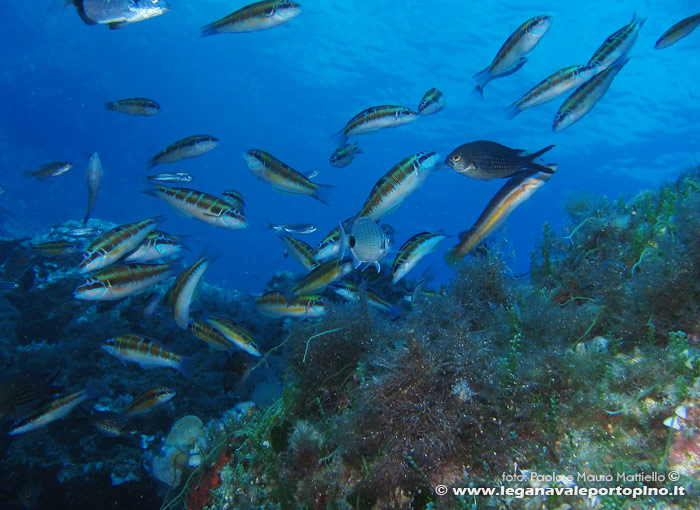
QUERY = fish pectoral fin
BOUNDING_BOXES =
[109,21,129,30]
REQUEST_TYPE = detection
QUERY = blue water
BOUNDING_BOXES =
[1,0,699,293]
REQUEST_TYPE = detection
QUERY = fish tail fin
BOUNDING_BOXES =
[331,130,348,146]
[312,184,335,206]
[528,162,557,174]
[200,22,220,37]
[631,11,647,27]
[472,85,485,100]
[146,158,158,170]
[505,102,521,119]
[530,144,555,160]
[472,66,491,98]
[444,247,463,268]
[104,102,116,111]
[177,356,195,379]
[21,170,34,179]
[82,213,90,227]
[353,142,363,154]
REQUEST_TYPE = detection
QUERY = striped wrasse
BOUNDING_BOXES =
[330,142,362,168]
[313,217,354,261]
[553,56,629,132]
[506,64,601,118]
[291,257,354,296]
[207,317,261,357]
[124,230,183,263]
[336,105,418,143]
[188,319,235,352]
[171,253,212,329]
[221,189,245,210]
[79,216,164,273]
[418,88,445,116]
[23,162,73,181]
[357,152,440,221]
[473,15,552,97]
[148,135,218,169]
[74,260,175,301]
[255,291,326,318]
[124,386,176,416]
[391,232,448,284]
[9,387,96,435]
[655,12,700,49]
[201,0,301,36]
[144,186,247,229]
[244,149,332,204]
[101,334,193,378]
[588,13,645,69]
[332,282,402,317]
[445,169,554,266]
[84,152,103,226]
[105,97,160,116]
[30,240,79,257]
[273,230,318,271]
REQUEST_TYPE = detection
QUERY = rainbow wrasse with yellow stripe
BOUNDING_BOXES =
[124,231,183,263]
[391,231,448,284]
[148,135,218,169]
[244,149,332,205]
[336,105,418,143]
[144,186,247,229]
[207,317,261,357]
[201,0,301,36]
[171,253,212,329]
[30,240,79,257]
[255,291,325,318]
[123,386,175,416]
[445,169,554,266]
[273,230,318,271]
[74,260,175,301]
[79,216,164,273]
[105,97,160,116]
[291,256,354,296]
[9,387,96,435]
[357,152,440,221]
[553,56,629,132]
[188,319,234,352]
[101,334,193,378]
[655,12,700,49]
[588,13,645,69]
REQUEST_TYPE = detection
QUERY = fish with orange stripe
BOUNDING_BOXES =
[79,216,164,273]
[244,149,333,204]
[170,253,213,329]
[124,231,184,263]
[123,386,175,416]
[207,317,261,357]
[588,13,645,69]
[201,0,301,36]
[357,152,440,221]
[101,334,193,378]
[335,105,418,143]
[144,186,247,229]
[73,260,175,301]
[187,319,234,352]
[271,230,318,271]
[445,168,555,266]
[255,291,326,318]
[9,386,98,435]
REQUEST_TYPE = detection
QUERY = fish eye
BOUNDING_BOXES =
[451,154,462,162]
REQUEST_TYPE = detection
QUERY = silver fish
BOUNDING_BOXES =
[71,0,169,30]
[84,152,103,226]
[655,12,700,49]
[62,227,105,238]
[269,223,317,235]
[147,172,194,183]
[148,135,218,169]
[339,217,391,271]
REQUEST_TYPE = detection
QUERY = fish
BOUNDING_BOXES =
[83,152,103,226]
[221,189,245,210]
[417,88,445,115]
[445,169,554,266]
[147,172,194,183]
[123,386,176,416]
[79,216,164,273]
[505,64,601,118]
[339,217,390,271]
[62,227,105,238]
[553,56,629,132]
[335,105,419,143]
[0,373,59,420]
[332,282,401,317]
[22,162,73,181]
[269,223,317,235]
[0,281,19,291]
[170,253,212,329]
[9,387,96,435]
[201,0,301,36]
[73,261,174,301]
[206,317,262,357]
[445,141,555,180]
[244,149,332,204]
[89,411,134,437]
[588,13,645,69]
[101,334,193,377]
[391,232,448,284]
[142,290,163,321]
[655,13,700,49]
[30,240,80,257]
[144,186,247,229]
[473,15,552,98]
[105,97,160,116]
[70,0,169,30]
[272,231,318,271]
[255,291,325,318]
[314,225,342,261]
[357,152,440,220]
[329,142,362,168]
[291,257,354,296]
[123,230,183,263]
[148,135,218,169]
[188,319,235,352]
